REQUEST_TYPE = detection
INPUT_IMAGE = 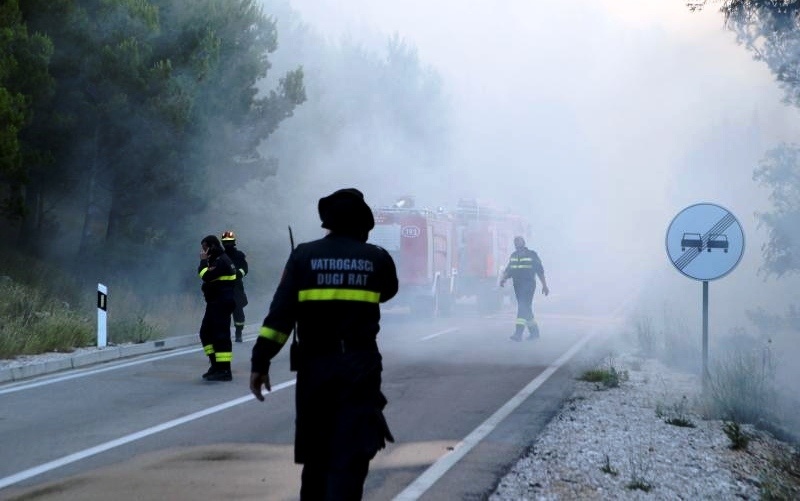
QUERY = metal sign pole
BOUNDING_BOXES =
[702,280,709,393]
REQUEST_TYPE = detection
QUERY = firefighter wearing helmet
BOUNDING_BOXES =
[500,236,549,341]
[221,230,249,343]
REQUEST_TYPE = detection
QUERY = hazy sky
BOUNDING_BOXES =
[275,0,800,332]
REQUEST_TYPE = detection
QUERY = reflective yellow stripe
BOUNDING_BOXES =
[203,344,215,355]
[215,352,233,362]
[198,269,236,282]
[516,318,527,326]
[260,326,289,344]
[298,288,380,303]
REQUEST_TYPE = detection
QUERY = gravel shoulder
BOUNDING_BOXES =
[489,353,800,500]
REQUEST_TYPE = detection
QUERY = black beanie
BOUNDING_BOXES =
[318,188,375,241]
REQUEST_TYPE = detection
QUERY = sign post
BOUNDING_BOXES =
[665,203,744,392]
[97,283,108,348]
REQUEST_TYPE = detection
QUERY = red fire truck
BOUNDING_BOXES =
[369,197,530,316]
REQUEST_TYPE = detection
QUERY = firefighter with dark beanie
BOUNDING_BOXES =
[198,235,237,381]
[250,188,399,500]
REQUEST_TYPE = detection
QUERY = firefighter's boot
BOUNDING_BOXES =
[202,355,216,380]
[510,318,526,341]
[234,326,243,343]
[527,320,540,340]
[205,361,232,382]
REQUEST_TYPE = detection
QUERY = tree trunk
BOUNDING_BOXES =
[78,125,112,258]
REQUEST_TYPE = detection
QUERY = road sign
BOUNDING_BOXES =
[665,202,745,281]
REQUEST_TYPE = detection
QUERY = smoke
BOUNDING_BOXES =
[233,0,800,434]
[254,0,799,320]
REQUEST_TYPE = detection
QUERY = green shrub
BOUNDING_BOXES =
[722,421,750,450]
[656,395,696,428]
[579,363,629,389]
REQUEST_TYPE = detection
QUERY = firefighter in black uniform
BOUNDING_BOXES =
[250,188,399,500]
[198,235,237,381]
[500,236,549,341]
[221,230,249,343]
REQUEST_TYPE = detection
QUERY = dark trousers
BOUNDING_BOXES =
[231,302,245,329]
[199,299,235,368]
[300,459,370,501]
[513,283,536,335]
[231,288,247,332]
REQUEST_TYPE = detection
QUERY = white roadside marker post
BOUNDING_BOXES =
[97,283,108,347]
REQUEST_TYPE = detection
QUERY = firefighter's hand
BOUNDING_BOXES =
[250,372,271,401]
[499,279,506,288]
[542,285,549,296]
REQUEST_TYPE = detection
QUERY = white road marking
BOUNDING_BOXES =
[419,327,459,341]
[0,380,296,490]
[392,332,596,501]
[0,317,605,495]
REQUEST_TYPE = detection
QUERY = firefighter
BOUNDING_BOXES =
[221,230,249,343]
[500,236,549,341]
[198,235,237,381]
[250,188,399,500]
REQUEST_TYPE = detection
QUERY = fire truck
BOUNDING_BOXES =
[369,197,530,316]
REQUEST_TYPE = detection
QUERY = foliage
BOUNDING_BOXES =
[0,245,196,358]
[0,0,54,220]
[723,420,751,449]
[656,395,697,428]
[753,143,800,276]
[0,278,94,357]
[9,0,305,288]
[578,363,628,389]
[2,0,449,329]
[690,2,800,277]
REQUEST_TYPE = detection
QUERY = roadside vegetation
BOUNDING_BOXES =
[577,361,629,390]
[0,247,202,359]
[1,0,448,364]
[623,307,800,498]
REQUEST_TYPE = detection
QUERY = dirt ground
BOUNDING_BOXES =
[2,439,452,501]
[3,444,303,501]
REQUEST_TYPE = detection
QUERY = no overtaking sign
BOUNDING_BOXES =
[665,202,745,391]
[665,202,744,281]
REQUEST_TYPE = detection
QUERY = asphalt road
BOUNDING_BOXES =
[0,305,620,501]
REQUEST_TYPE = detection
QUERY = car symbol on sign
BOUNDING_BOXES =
[681,232,703,251]
[402,226,421,238]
